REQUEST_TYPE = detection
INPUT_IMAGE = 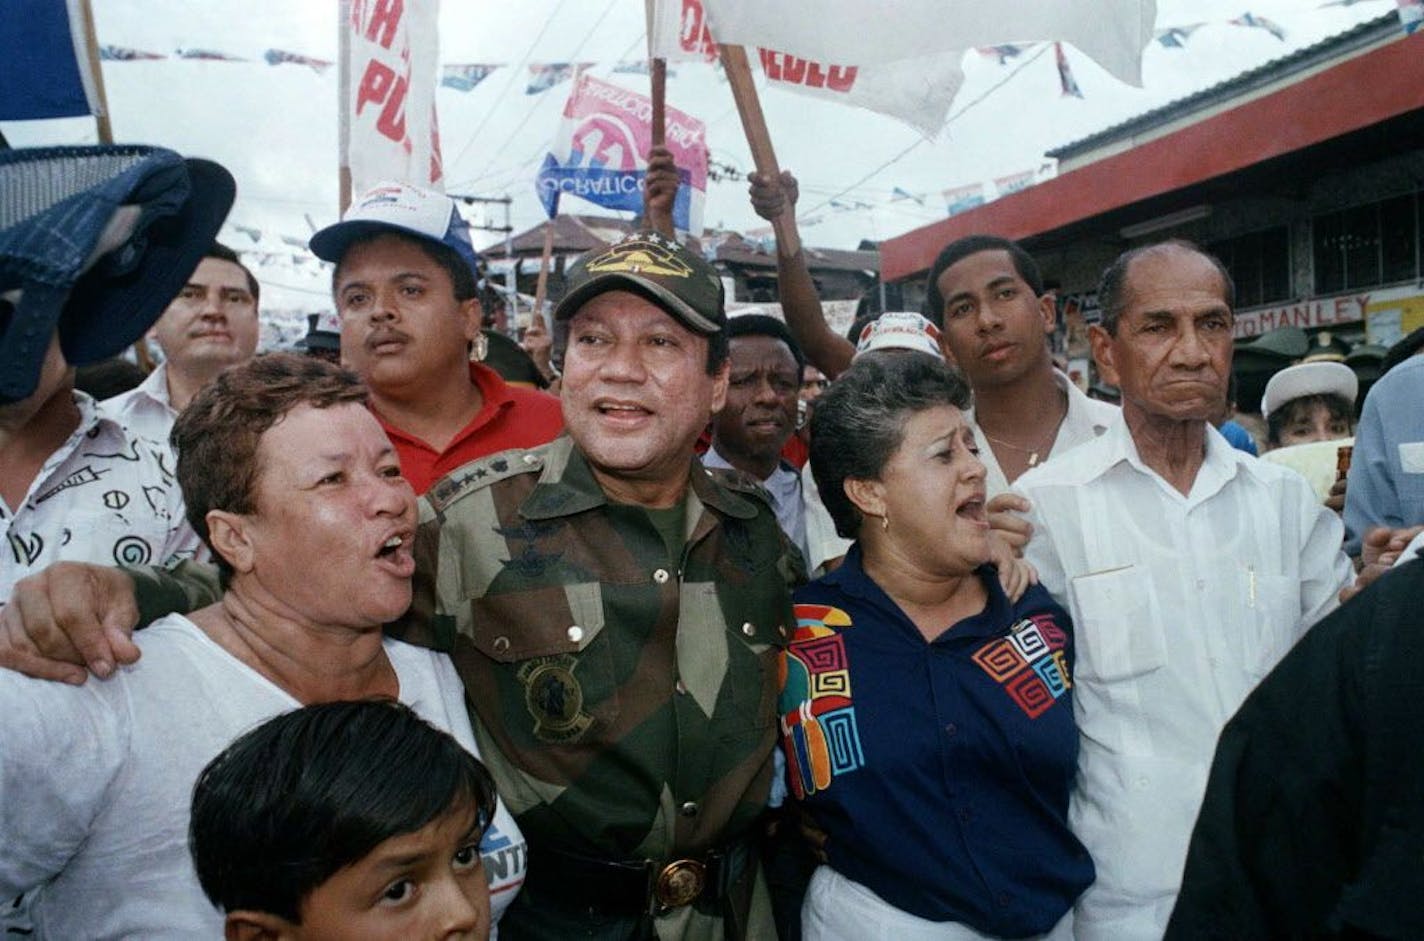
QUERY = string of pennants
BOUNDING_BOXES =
[219,223,324,269]
[100,2,1419,238]
[95,5,1397,99]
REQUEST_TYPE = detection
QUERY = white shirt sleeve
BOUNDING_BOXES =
[1291,481,1354,634]
[0,673,130,896]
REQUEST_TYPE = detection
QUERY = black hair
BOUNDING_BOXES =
[1265,392,1355,446]
[189,700,496,923]
[1097,239,1235,336]
[923,235,1043,328]
[726,314,806,374]
[331,230,479,303]
[75,357,147,399]
[845,311,881,346]
[206,242,260,305]
[1382,326,1424,375]
[809,352,972,539]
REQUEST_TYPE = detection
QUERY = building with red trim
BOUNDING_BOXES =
[881,13,1423,404]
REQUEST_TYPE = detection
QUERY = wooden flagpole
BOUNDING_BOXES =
[533,222,556,326]
[77,0,113,144]
[650,59,667,146]
[644,0,666,146]
[717,44,800,257]
[337,0,353,213]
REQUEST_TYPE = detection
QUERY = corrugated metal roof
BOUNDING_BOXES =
[1048,12,1399,161]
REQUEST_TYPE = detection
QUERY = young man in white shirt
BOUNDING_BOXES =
[102,243,260,444]
[1013,241,1354,940]
[746,173,1114,501]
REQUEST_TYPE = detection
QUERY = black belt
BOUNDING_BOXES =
[524,840,752,918]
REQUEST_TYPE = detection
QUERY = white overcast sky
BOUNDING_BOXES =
[0,0,1392,313]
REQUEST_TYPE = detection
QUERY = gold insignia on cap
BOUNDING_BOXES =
[586,240,693,279]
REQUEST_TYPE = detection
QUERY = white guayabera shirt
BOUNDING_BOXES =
[1015,416,1353,941]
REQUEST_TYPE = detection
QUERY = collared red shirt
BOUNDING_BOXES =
[376,362,563,495]
[784,546,1091,936]
[2,392,203,604]
[101,363,177,446]
[969,369,1118,498]
[702,445,810,564]
[1015,416,1353,941]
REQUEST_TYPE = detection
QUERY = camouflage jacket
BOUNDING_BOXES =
[390,434,800,866]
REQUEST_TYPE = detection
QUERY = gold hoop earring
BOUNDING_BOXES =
[881,512,890,533]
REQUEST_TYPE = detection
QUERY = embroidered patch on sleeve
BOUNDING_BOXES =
[778,603,865,799]
[971,614,1072,719]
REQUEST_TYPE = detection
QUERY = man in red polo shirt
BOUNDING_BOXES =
[309,184,562,494]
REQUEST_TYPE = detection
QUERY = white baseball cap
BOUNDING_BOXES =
[309,182,480,274]
[1261,360,1358,419]
[853,312,944,360]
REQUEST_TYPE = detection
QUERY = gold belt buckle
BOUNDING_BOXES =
[654,858,706,909]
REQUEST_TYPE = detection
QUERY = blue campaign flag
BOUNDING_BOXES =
[536,153,694,229]
[0,0,102,121]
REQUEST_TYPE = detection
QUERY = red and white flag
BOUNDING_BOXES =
[650,0,1154,136]
[340,0,443,193]
[650,0,963,136]
[657,0,1155,84]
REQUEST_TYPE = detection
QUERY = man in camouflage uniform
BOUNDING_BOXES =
[393,232,798,939]
[0,232,799,941]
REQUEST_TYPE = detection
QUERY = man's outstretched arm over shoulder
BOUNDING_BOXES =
[0,560,220,683]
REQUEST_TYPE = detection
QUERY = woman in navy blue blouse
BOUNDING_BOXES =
[784,353,1092,940]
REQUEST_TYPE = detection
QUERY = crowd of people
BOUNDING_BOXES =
[2,139,1423,941]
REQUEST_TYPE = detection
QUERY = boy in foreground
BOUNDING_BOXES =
[189,700,497,941]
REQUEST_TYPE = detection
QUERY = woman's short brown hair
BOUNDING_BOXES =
[171,352,368,578]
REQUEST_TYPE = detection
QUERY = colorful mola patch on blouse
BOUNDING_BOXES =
[970,614,1071,719]
[778,604,865,799]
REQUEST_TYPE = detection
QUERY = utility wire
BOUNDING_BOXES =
[447,0,624,192]
[444,0,571,178]
[798,43,1051,219]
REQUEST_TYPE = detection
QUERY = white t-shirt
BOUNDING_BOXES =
[0,615,526,938]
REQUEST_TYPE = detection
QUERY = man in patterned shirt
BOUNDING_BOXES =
[1,146,231,606]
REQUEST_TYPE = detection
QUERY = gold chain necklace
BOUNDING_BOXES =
[980,407,1067,469]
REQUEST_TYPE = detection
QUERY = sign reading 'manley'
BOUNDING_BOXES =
[1233,285,1421,338]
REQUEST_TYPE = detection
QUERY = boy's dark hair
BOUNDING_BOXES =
[189,700,496,923]
[922,235,1043,328]
[1265,392,1355,447]
[726,313,806,374]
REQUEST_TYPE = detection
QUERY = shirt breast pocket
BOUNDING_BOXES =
[467,581,619,744]
[1069,565,1167,683]
[1240,570,1300,680]
[1398,441,1424,474]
